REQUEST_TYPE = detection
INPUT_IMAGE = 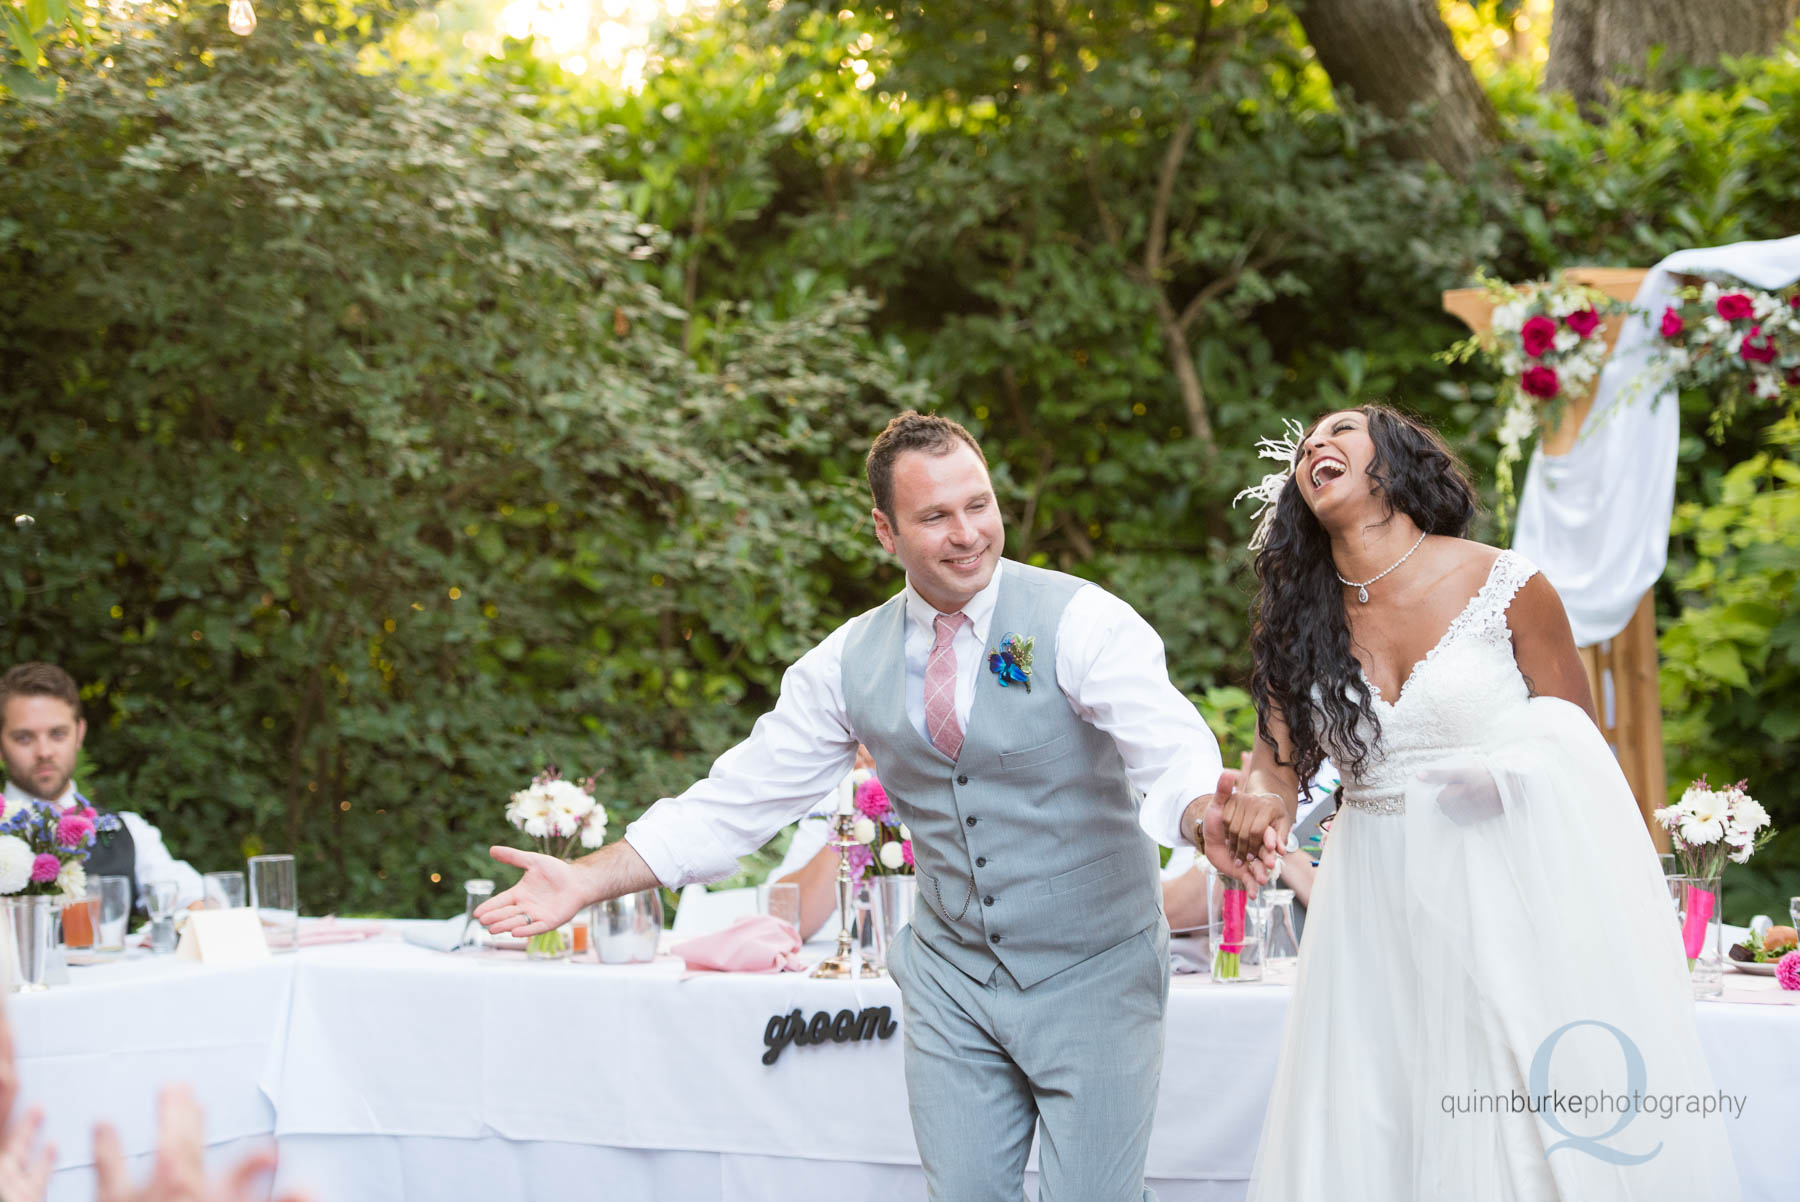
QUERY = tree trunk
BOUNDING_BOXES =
[1547,0,1800,109]
[1290,0,1500,177]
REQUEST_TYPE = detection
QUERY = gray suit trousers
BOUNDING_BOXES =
[887,922,1170,1202]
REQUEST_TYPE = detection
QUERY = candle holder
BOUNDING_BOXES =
[810,811,882,979]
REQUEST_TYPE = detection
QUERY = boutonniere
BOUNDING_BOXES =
[987,633,1034,692]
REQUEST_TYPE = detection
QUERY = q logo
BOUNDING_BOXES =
[1529,1019,1661,1165]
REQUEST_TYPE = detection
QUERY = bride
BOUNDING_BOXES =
[1204,405,1738,1200]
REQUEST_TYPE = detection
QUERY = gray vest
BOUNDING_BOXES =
[842,561,1161,989]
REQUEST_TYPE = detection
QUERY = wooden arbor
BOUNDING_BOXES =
[1442,268,1669,842]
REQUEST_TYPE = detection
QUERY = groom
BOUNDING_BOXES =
[479,411,1225,1201]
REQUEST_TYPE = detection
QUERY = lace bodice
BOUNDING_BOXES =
[1327,550,1540,814]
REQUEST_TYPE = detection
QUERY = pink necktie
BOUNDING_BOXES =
[925,611,968,761]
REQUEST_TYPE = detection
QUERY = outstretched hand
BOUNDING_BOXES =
[475,846,590,938]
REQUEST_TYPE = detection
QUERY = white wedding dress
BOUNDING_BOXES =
[1247,550,1738,1201]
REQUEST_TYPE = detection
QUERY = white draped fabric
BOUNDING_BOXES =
[1514,234,1800,645]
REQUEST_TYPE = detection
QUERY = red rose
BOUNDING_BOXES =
[1564,309,1601,337]
[1520,365,1560,399]
[1740,325,1778,364]
[1716,293,1754,321]
[1659,307,1685,338]
[1786,367,1800,388]
[1519,314,1557,357]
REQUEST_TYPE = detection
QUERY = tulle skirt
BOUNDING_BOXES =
[1247,698,1739,1201]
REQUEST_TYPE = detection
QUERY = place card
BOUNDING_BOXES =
[177,908,273,965]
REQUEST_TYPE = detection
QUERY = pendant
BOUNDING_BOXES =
[1357,586,1370,603]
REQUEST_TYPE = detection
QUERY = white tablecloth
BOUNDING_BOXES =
[14,929,1797,1201]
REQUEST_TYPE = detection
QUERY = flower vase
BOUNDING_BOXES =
[1208,873,1261,983]
[1675,875,1723,999]
[877,875,916,960]
[526,920,574,963]
[3,895,60,993]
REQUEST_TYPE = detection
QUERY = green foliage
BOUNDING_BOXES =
[1,5,917,915]
[1659,420,1800,922]
[5,2,1799,920]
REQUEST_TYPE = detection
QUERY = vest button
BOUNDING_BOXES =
[965,815,977,827]
[956,774,968,785]
[983,895,994,906]
[975,857,987,867]
[989,933,1002,944]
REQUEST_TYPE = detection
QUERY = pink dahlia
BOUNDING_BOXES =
[55,814,94,848]
[1777,950,1800,991]
[901,840,914,868]
[1659,307,1684,338]
[30,853,61,884]
[854,776,892,822]
[1519,314,1557,357]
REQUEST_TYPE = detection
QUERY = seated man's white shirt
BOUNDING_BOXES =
[624,560,1224,889]
[1,780,205,908]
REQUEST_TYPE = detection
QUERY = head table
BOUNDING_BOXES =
[12,920,1795,1202]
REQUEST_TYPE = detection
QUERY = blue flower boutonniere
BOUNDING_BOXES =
[987,633,1034,692]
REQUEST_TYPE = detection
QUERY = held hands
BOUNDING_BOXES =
[475,845,590,938]
[1200,769,1290,890]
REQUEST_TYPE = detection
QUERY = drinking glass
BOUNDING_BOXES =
[204,870,247,909]
[1261,887,1301,985]
[248,854,298,953]
[94,875,131,955]
[761,881,802,932]
[458,879,495,951]
[1658,853,1679,878]
[61,891,100,951]
[1790,896,1799,931]
[146,879,180,954]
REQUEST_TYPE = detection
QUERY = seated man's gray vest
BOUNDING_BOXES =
[842,561,1161,989]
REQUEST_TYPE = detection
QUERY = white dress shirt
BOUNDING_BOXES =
[2,781,205,909]
[626,560,1223,889]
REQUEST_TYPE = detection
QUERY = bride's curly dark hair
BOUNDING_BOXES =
[1249,404,1478,787]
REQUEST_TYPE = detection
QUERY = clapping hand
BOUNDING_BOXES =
[0,1005,54,1202]
[475,845,589,938]
[95,1087,309,1202]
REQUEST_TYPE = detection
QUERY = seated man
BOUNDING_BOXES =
[0,662,203,913]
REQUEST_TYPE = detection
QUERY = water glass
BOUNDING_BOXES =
[458,879,495,951]
[1790,896,1799,931]
[145,879,180,954]
[203,870,247,909]
[94,875,131,955]
[761,881,802,932]
[1261,887,1301,985]
[248,854,299,953]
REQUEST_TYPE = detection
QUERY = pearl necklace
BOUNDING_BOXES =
[1336,531,1428,603]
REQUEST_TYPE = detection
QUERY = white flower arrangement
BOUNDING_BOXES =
[506,767,608,858]
[1653,777,1773,879]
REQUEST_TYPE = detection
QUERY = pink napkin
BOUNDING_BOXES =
[297,918,387,947]
[671,915,806,973]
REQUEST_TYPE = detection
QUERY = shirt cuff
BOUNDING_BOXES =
[623,801,744,890]
[1140,756,1215,848]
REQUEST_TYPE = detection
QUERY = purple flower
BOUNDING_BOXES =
[846,843,873,884]
[30,853,62,884]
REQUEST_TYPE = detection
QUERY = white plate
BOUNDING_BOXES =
[1728,956,1777,976]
